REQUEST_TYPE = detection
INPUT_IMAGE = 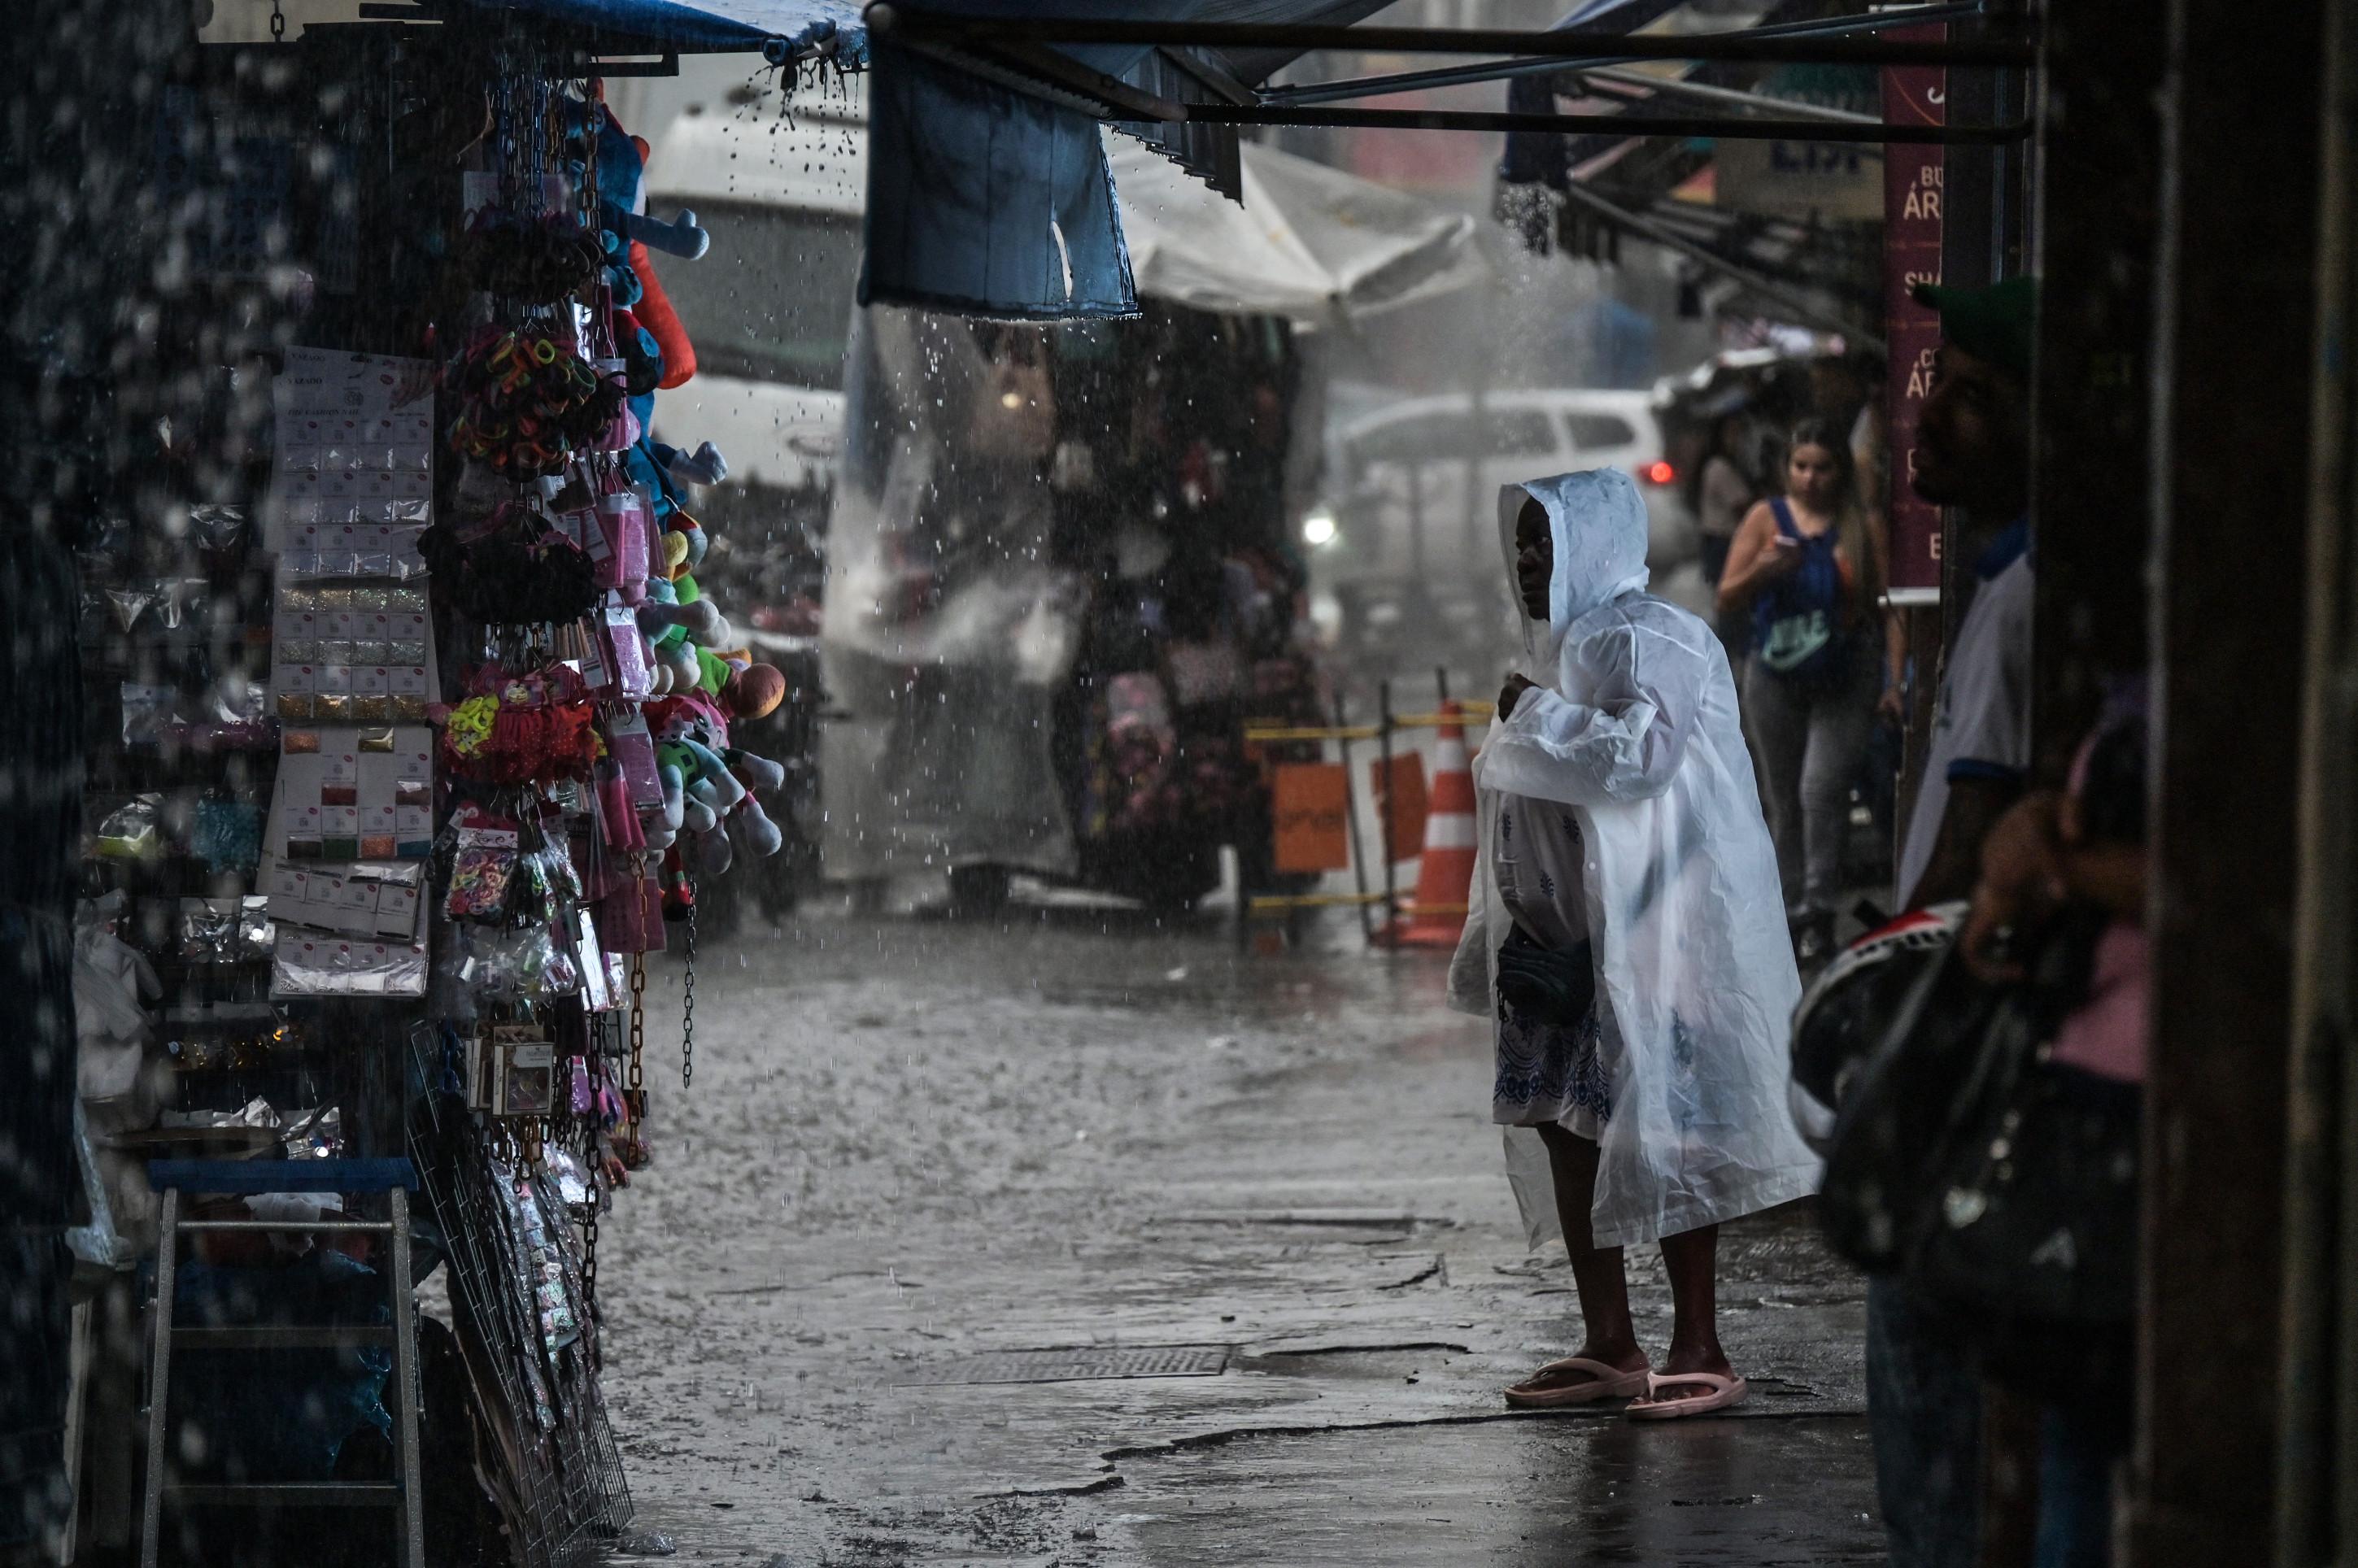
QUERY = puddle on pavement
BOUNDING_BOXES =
[1109,1413,1882,1566]
[1233,1344,1470,1385]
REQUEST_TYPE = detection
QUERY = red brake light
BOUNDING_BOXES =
[1644,460,1676,486]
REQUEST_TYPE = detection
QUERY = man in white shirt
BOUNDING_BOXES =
[1895,516,2034,904]
[1869,275,2037,1568]
[1894,276,2039,909]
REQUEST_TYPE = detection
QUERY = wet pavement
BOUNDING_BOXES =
[597,899,1876,1566]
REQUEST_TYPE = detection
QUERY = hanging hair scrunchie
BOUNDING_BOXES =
[459,211,604,302]
[419,503,599,626]
[440,679,600,785]
[444,326,626,477]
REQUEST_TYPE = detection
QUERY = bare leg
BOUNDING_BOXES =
[1660,1225,1730,1374]
[1506,1124,1647,1396]
[1630,1223,1739,1409]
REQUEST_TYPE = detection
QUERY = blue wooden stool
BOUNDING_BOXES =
[137,1157,424,1568]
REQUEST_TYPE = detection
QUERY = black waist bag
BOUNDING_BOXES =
[1496,927,1596,1027]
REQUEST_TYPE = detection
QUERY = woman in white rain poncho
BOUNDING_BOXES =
[1449,468,1819,1418]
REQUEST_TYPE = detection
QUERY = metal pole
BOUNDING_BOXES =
[1407,451,1429,581]
[1554,179,1884,351]
[1467,370,1484,621]
[1378,678,1397,933]
[1259,2,1986,107]
[1183,102,2027,145]
[2274,7,2358,1557]
[1336,693,1375,945]
[2135,0,2329,1555]
[389,1186,425,1568]
[1578,66,1884,124]
[138,1189,179,1568]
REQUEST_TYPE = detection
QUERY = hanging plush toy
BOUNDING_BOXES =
[636,534,728,693]
[656,440,726,490]
[611,307,664,399]
[630,240,698,390]
[625,124,700,388]
[580,107,706,333]
[647,694,786,880]
[692,647,787,716]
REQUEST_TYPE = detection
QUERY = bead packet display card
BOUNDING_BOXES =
[267,348,434,554]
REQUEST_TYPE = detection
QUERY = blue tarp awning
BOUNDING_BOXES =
[859,1,1395,320]
[466,0,868,63]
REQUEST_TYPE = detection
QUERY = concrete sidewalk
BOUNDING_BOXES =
[596,906,1877,1566]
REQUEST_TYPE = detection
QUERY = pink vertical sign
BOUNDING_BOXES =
[1883,27,1947,595]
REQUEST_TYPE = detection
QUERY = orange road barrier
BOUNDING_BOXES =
[1271,764,1353,874]
[1372,699,1477,949]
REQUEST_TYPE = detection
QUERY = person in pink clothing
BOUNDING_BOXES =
[1958,678,2147,1568]
[1959,681,2149,1074]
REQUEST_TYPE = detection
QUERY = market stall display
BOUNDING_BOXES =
[57,22,825,1566]
[822,303,1332,910]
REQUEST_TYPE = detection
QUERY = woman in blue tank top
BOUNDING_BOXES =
[1716,419,1907,965]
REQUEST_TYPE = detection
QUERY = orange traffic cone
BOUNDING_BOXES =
[1377,700,1477,948]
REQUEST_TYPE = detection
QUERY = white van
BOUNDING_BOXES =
[637,89,867,494]
[1305,387,1706,670]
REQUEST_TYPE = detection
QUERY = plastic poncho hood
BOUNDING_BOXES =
[1498,467,1652,640]
[1452,468,1820,1246]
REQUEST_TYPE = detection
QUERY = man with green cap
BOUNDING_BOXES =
[1869,272,2038,1568]
[1895,273,2038,908]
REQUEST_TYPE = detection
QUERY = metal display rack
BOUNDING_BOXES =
[408,1027,630,1568]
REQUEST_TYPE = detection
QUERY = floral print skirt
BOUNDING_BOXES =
[1493,1000,1611,1136]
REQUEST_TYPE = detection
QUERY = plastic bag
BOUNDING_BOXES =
[94,795,164,859]
[442,805,521,922]
[1502,1127,1565,1257]
[270,930,429,999]
[74,918,167,1133]
[120,683,180,746]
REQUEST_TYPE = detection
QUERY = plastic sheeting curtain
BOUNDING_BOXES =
[861,43,1140,320]
[817,305,1085,882]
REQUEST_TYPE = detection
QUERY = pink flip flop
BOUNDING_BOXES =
[1502,1357,1654,1409]
[1625,1370,1750,1420]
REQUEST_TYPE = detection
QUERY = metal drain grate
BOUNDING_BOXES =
[895,1345,1232,1387]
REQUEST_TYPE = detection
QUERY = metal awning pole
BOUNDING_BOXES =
[1554,179,1883,351]
[1183,101,2024,144]
[1576,65,1883,124]
[1379,680,1398,933]
[1257,2,1987,107]
[866,8,2036,68]
[1335,692,1375,945]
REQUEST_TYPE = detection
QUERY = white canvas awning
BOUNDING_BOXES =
[1109,137,1490,328]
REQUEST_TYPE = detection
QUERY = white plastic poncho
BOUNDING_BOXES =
[1449,468,1820,1246]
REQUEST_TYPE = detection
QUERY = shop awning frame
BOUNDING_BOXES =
[1180,101,2018,144]
[1255,2,1985,109]
[862,2,2033,143]
[1555,177,1883,353]
[865,7,2031,64]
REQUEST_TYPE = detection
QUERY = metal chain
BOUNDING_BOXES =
[269,0,285,42]
[627,955,646,1096]
[578,1201,599,1312]
[621,952,650,1168]
[681,874,697,1090]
